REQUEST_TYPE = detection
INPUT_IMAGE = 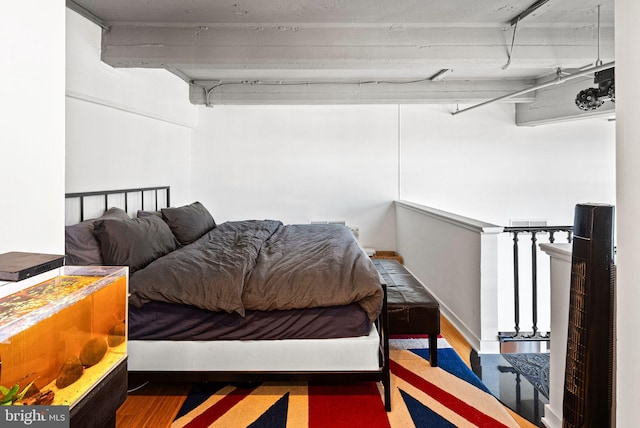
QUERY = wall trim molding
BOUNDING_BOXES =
[66,90,197,129]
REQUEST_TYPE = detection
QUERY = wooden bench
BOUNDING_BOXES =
[372,259,441,367]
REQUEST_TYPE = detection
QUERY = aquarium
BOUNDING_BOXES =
[0,266,127,407]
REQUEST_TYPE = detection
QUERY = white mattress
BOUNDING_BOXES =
[128,324,380,372]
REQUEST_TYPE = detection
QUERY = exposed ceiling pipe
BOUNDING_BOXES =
[451,61,615,116]
[509,0,551,26]
[429,69,452,81]
[503,0,551,70]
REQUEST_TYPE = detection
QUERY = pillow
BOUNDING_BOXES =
[161,201,216,245]
[65,207,130,265]
[137,210,162,218]
[94,215,179,275]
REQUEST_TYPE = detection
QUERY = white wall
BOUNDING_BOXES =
[0,1,65,256]
[400,103,616,226]
[192,105,399,251]
[615,1,640,425]
[65,9,198,214]
[399,103,616,332]
[191,102,614,246]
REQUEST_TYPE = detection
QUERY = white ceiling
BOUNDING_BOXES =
[67,0,615,105]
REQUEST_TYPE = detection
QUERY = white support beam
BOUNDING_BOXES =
[101,24,614,73]
[188,79,536,105]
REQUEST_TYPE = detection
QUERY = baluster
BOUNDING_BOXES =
[502,225,573,343]
[531,231,538,336]
[512,231,520,336]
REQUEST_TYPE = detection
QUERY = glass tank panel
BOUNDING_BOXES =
[0,266,127,407]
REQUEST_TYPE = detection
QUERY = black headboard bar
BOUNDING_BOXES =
[152,187,170,211]
[66,186,170,222]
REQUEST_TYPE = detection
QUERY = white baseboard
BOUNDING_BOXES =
[438,305,481,352]
[541,404,562,428]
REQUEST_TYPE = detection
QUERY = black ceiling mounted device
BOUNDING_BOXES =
[575,67,615,111]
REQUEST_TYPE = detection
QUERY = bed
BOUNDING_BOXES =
[64,186,391,411]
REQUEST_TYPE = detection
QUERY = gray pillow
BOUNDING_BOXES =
[161,201,216,245]
[137,210,162,218]
[64,207,130,265]
[94,215,179,275]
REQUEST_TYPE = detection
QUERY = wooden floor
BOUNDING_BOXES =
[115,315,536,428]
[439,316,537,428]
[116,381,190,428]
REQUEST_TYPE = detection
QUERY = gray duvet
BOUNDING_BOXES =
[129,220,383,321]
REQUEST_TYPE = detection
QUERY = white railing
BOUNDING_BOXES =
[394,201,503,354]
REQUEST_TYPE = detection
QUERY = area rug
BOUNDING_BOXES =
[172,336,519,428]
[501,352,550,399]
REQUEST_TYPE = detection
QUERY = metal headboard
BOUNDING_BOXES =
[65,186,170,222]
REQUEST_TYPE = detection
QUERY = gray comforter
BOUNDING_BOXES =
[128,220,383,321]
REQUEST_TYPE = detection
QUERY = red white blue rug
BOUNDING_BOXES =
[172,337,519,427]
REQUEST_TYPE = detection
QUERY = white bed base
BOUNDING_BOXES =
[128,324,380,372]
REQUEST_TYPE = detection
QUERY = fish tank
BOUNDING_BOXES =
[0,266,127,407]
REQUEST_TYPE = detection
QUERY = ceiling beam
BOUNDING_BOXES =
[101,24,614,73]
[188,79,536,106]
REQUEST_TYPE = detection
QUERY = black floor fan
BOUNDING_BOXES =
[562,203,615,428]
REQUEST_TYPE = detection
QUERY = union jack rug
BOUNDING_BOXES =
[172,337,519,428]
